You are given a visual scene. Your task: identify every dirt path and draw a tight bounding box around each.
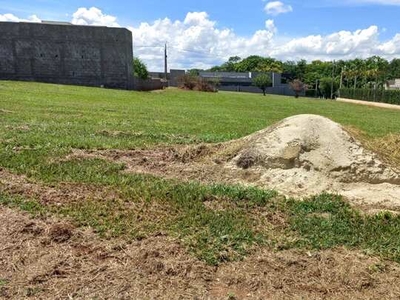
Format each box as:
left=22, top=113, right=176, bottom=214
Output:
left=2, top=205, right=400, bottom=299
left=337, top=97, right=400, bottom=111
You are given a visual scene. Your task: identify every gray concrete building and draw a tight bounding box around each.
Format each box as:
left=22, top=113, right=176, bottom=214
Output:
left=0, top=21, right=134, bottom=89
left=199, top=71, right=298, bottom=96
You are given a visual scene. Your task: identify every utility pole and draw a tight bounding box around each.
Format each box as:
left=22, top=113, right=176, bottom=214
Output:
left=331, top=60, right=335, bottom=99
left=339, top=66, right=344, bottom=98
left=340, top=67, right=344, bottom=89
left=164, top=43, right=168, bottom=81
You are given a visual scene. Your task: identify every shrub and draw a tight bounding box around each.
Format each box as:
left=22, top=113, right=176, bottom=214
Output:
left=133, top=57, right=149, bottom=80
left=177, top=74, right=198, bottom=90
left=177, top=75, right=218, bottom=92
left=289, top=79, right=306, bottom=98
left=340, top=88, right=400, bottom=105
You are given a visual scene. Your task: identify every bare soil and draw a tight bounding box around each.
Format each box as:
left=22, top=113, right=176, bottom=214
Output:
left=2, top=206, right=400, bottom=299
left=0, top=168, right=121, bottom=205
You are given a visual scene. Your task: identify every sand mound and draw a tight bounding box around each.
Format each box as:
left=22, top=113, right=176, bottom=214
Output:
left=225, top=114, right=400, bottom=207
left=230, top=114, right=400, bottom=184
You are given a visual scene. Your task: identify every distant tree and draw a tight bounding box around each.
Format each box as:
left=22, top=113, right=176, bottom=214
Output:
left=228, top=56, right=242, bottom=63
left=289, top=79, right=306, bottom=98
left=236, top=56, right=282, bottom=73
left=133, top=57, right=149, bottom=80
left=236, top=55, right=265, bottom=72
left=295, top=59, right=307, bottom=81
left=282, top=60, right=297, bottom=75
left=346, top=58, right=365, bottom=89
left=388, top=58, right=400, bottom=80
left=319, top=77, right=339, bottom=99
left=252, top=74, right=272, bottom=96
left=187, top=69, right=203, bottom=76
left=364, top=56, right=389, bottom=88
left=256, top=59, right=283, bottom=73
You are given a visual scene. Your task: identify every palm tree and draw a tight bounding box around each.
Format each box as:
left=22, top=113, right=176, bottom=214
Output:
left=345, top=59, right=365, bottom=89
left=365, top=56, right=389, bottom=89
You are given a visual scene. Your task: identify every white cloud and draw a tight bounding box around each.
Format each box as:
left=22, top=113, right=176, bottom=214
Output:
left=71, top=7, right=120, bottom=27
left=270, top=26, right=381, bottom=59
left=128, top=11, right=400, bottom=70
left=0, top=13, right=40, bottom=22
left=378, top=33, right=400, bottom=54
left=265, top=19, right=277, bottom=33
left=264, top=1, right=293, bottom=15
left=128, top=12, right=276, bottom=70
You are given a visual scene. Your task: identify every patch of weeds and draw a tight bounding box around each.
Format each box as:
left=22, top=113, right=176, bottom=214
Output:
left=174, top=206, right=262, bottom=265
left=0, top=279, right=8, bottom=287
left=164, top=181, right=277, bottom=209
left=36, top=158, right=126, bottom=184
left=25, top=287, right=42, bottom=297
left=57, top=198, right=164, bottom=239
left=207, top=184, right=277, bottom=208
left=0, top=193, right=45, bottom=217
left=286, top=193, right=400, bottom=262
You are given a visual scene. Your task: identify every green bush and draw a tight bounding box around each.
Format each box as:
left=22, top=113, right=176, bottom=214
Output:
left=133, top=57, right=149, bottom=80
left=340, top=88, right=400, bottom=105
left=319, top=78, right=339, bottom=99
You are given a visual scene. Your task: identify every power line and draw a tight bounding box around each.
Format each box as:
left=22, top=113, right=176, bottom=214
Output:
left=133, top=45, right=165, bottom=48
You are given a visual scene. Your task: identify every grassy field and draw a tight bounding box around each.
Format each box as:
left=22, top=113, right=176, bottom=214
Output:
left=1, top=80, right=400, bottom=266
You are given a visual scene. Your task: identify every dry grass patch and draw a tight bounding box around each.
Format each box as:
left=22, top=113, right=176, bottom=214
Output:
left=2, top=206, right=400, bottom=299
left=345, top=126, right=400, bottom=168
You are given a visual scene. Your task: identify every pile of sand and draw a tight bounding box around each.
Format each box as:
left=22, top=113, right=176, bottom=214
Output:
left=225, top=114, right=400, bottom=208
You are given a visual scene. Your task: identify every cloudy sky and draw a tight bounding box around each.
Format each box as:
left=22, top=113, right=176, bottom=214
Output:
left=1, top=0, right=400, bottom=71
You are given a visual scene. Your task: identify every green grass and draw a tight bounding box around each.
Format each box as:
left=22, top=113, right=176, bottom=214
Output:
left=286, top=193, right=400, bottom=262
left=1, top=81, right=400, bottom=265
left=1, top=80, right=399, bottom=176
left=3, top=188, right=400, bottom=265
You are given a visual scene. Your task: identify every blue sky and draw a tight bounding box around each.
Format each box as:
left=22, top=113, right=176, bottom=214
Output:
left=1, top=0, right=400, bottom=70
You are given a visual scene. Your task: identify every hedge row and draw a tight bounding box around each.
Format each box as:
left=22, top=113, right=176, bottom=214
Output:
left=340, top=88, right=400, bottom=105
left=305, top=89, right=316, bottom=97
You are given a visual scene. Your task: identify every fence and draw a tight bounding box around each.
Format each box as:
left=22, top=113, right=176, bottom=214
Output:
left=218, top=85, right=299, bottom=96
left=340, top=88, right=400, bottom=105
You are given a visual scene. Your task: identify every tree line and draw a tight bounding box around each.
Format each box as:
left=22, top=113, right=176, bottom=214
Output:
left=189, top=55, right=400, bottom=90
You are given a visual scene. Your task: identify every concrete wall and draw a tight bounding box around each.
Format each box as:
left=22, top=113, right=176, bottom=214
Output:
left=169, top=69, right=185, bottom=87
left=219, top=84, right=299, bottom=96
left=0, top=22, right=133, bottom=89
left=134, top=78, right=167, bottom=91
